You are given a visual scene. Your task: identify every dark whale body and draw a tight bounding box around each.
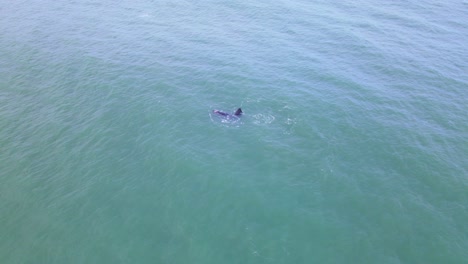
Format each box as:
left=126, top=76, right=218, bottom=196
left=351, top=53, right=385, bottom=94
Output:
left=213, top=108, right=243, bottom=118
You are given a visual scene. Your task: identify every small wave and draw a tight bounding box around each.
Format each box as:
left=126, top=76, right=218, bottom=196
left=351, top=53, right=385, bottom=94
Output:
left=139, top=13, right=152, bottom=18
left=283, top=117, right=297, bottom=134
left=252, top=113, right=275, bottom=125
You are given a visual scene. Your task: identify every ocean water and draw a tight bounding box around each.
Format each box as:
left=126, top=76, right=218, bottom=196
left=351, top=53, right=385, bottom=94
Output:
left=1, top=0, right=467, bottom=263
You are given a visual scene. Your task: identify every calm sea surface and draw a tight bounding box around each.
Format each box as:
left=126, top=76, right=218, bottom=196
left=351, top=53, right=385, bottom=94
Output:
left=1, top=1, right=467, bottom=263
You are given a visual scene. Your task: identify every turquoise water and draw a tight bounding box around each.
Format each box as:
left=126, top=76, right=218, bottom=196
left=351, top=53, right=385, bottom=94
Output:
left=1, top=0, right=467, bottom=263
